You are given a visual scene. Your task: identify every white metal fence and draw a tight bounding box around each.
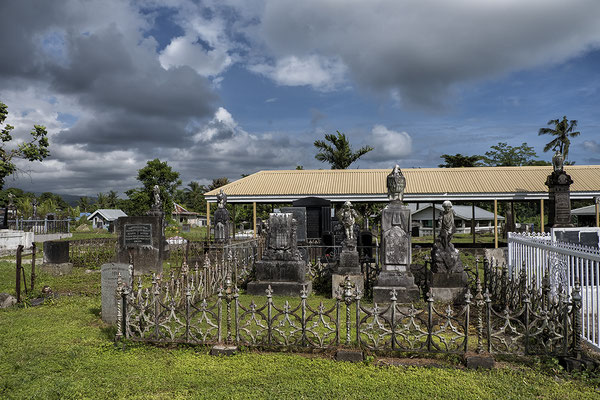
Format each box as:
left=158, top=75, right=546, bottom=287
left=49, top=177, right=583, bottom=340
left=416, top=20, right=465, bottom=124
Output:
left=508, top=232, right=600, bottom=352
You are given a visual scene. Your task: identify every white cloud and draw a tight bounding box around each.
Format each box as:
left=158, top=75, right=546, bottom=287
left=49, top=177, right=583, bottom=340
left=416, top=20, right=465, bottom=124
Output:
left=249, top=55, right=347, bottom=91
left=583, top=140, right=600, bottom=152
left=365, top=125, right=412, bottom=161
left=159, top=36, right=233, bottom=77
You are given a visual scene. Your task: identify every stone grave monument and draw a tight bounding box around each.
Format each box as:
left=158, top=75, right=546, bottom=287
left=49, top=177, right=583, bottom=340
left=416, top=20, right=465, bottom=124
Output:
left=40, top=240, right=73, bottom=275
left=280, top=207, right=307, bottom=243
left=373, top=165, right=420, bottom=303
left=247, top=213, right=312, bottom=296
left=101, top=262, right=132, bottom=324
left=429, top=200, right=468, bottom=303
left=546, top=150, right=574, bottom=228
left=213, top=189, right=230, bottom=243
left=332, top=201, right=364, bottom=297
left=115, top=185, right=165, bottom=275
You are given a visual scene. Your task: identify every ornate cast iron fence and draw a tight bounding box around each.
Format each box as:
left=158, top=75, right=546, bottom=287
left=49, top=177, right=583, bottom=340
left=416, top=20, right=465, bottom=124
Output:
left=116, top=267, right=582, bottom=358
left=507, top=232, right=600, bottom=352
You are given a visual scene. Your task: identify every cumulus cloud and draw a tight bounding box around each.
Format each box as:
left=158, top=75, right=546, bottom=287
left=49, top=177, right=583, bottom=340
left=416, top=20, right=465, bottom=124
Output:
left=364, top=125, right=412, bottom=161
left=583, top=140, right=600, bottom=153
left=249, top=55, right=347, bottom=91
left=255, top=0, right=600, bottom=106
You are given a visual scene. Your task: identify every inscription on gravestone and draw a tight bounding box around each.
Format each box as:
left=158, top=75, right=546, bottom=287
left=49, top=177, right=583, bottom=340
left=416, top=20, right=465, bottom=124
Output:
left=124, top=224, right=152, bottom=247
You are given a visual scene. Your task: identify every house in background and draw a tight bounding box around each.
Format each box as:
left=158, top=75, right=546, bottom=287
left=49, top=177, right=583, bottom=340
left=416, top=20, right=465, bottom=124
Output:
left=172, top=203, right=206, bottom=226
left=572, top=204, right=600, bottom=227
left=87, top=209, right=127, bottom=232
left=410, top=204, right=504, bottom=237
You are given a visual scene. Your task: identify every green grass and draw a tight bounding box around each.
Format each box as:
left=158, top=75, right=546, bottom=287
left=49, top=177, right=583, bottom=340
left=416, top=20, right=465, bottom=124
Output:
left=2, top=258, right=600, bottom=399
left=2, top=295, right=600, bottom=399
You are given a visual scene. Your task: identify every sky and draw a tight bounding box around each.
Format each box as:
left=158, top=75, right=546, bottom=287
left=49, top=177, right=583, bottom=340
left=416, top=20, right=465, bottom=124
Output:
left=1, top=0, right=600, bottom=197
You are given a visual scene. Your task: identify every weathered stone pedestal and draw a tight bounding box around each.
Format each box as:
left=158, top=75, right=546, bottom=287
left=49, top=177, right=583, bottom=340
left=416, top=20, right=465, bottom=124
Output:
left=546, top=151, right=574, bottom=228
left=373, top=271, right=419, bottom=303
left=247, top=213, right=312, bottom=296
left=332, top=238, right=364, bottom=298
left=428, top=271, right=468, bottom=303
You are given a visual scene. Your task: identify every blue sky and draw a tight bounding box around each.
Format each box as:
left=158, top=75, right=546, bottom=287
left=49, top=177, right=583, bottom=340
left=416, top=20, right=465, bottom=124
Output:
left=1, top=0, right=599, bottom=196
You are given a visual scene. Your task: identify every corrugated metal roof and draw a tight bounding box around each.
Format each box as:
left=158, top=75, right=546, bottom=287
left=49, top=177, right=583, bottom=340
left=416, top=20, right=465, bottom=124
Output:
left=87, top=209, right=127, bottom=221
left=411, top=204, right=505, bottom=221
left=204, top=165, right=600, bottom=202
left=572, top=204, right=599, bottom=216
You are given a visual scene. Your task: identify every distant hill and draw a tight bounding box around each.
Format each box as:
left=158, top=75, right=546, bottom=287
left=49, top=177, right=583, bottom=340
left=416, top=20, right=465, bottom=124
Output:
left=33, top=192, right=98, bottom=207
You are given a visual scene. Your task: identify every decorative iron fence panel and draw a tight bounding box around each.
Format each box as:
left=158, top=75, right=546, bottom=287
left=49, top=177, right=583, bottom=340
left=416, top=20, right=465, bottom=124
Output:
left=9, top=218, right=71, bottom=234
left=117, top=269, right=582, bottom=358
left=69, top=238, right=117, bottom=268
left=507, top=232, right=600, bottom=351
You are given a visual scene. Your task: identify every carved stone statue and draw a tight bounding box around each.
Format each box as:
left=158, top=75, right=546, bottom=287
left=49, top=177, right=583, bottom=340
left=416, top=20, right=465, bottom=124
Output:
left=387, top=165, right=406, bottom=202
left=431, top=201, right=463, bottom=274
left=152, top=185, right=161, bottom=208
left=217, top=189, right=227, bottom=209
left=552, top=150, right=564, bottom=173
left=7, top=193, right=14, bottom=208
left=438, top=200, right=456, bottom=250
left=32, top=199, right=38, bottom=219
left=339, top=201, right=358, bottom=241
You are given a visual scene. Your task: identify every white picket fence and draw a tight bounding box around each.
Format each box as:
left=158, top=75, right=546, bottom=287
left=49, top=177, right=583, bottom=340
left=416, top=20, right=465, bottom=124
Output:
left=508, top=232, right=600, bottom=352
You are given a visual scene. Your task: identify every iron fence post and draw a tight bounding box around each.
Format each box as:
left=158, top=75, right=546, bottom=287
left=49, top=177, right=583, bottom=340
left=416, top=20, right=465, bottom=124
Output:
left=464, top=289, right=472, bottom=353
left=301, top=285, right=307, bottom=347
left=571, top=282, right=582, bottom=358
left=391, top=288, right=397, bottom=350
left=266, top=285, right=273, bottom=346
left=427, top=289, right=433, bottom=352
left=474, top=279, right=484, bottom=354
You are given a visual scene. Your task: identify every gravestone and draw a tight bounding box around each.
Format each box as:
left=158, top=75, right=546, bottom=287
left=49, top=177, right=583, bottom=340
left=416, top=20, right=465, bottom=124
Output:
left=181, top=224, right=191, bottom=233
left=546, top=151, right=574, bottom=228
left=101, top=262, right=131, bottom=324
left=247, top=213, right=312, bottom=296
left=40, top=240, right=73, bottom=275
left=293, top=197, right=331, bottom=240
left=552, top=227, right=600, bottom=249
left=280, top=207, right=307, bottom=242
left=115, top=215, right=163, bottom=275
left=373, top=166, right=420, bottom=303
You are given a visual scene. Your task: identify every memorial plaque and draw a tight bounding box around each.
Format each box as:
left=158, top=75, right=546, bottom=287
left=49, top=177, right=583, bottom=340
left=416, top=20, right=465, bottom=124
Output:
left=124, top=224, right=152, bottom=247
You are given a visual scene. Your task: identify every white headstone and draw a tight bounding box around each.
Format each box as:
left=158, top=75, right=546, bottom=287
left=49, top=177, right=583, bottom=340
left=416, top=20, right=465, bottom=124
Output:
left=101, top=262, right=131, bottom=324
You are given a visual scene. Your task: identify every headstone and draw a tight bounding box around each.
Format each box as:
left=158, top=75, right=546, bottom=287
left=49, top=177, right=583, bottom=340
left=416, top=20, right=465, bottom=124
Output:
left=40, top=240, right=73, bottom=275
left=213, top=189, right=230, bottom=243
left=546, top=151, right=574, bottom=228
left=115, top=215, right=163, bottom=275
left=373, top=166, right=420, bottom=303
left=247, top=213, right=312, bottom=296
left=101, top=262, right=131, bottom=324
left=280, top=207, right=307, bottom=242
left=293, top=197, right=331, bottom=240
left=551, top=227, right=600, bottom=249
left=181, top=223, right=191, bottom=233
left=429, top=201, right=468, bottom=303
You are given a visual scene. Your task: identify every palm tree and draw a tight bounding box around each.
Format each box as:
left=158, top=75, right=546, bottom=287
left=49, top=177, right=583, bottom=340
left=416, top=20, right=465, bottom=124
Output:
left=183, top=181, right=206, bottom=212
left=314, top=131, right=374, bottom=169
left=538, top=116, right=580, bottom=160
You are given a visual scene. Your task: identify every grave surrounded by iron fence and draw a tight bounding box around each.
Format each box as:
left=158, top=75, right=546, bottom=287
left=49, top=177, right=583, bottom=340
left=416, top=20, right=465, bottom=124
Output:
left=116, top=255, right=583, bottom=358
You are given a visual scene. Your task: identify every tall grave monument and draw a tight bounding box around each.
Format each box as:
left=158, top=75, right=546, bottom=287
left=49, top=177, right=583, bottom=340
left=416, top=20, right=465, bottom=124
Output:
left=247, top=213, right=312, bottom=296
left=213, top=189, right=230, bottom=243
left=115, top=185, right=165, bottom=275
left=546, top=151, right=574, bottom=228
left=373, top=166, right=419, bottom=303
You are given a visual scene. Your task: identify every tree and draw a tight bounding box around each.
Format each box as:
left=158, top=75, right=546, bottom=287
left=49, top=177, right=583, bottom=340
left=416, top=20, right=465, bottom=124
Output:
left=438, top=154, right=482, bottom=168
left=538, top=116, right=580, bottom=160
left=314, top=131, right=373, bottom=169
left=208, top=177, right=229, bottom=191
left=135, top=159, right=181, bottom=215
left=77, top=196, right=91, bottom=213
left=480, top=142, right=539, bottom=167
left=0, top=101, right=50, bottom=189
left=184, top=181, right=207, bottom=212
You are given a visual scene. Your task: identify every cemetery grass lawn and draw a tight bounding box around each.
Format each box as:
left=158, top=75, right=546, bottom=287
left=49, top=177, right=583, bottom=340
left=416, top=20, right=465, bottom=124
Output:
left=1, top=297, right=600, bottom=399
